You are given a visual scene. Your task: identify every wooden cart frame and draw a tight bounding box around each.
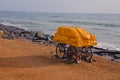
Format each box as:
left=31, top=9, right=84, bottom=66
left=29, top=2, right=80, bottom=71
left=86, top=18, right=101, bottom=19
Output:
left=55, top=43, right=93, bottom=63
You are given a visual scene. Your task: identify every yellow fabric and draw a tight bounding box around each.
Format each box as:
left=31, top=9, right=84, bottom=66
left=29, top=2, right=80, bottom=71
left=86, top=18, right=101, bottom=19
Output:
left=53, top=26, right=97, bottom=47
left=57, top=26, right=80, bottom=38
left=76, top=28, right=90, bottom=39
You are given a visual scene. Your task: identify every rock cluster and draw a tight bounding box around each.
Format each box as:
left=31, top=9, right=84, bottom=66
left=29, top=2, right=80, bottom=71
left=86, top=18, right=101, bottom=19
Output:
left=0, top=24, right=34, bottom=40
left=0, top=24, right=53, bottom=44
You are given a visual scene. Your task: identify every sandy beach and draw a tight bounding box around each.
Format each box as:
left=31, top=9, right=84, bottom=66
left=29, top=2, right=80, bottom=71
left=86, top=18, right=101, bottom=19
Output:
left=0, top=0, right=120, bottom=80
left=0, top=38, right=120, bottom=80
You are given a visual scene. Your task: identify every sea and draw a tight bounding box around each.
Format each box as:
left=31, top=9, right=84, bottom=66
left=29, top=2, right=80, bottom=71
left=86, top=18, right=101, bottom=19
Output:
left=0, top=11, right=120, bottom=50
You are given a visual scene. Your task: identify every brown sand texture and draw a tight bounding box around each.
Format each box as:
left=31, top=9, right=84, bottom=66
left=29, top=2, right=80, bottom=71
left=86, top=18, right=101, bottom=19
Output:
left=0, top=38, right=120, bottom=80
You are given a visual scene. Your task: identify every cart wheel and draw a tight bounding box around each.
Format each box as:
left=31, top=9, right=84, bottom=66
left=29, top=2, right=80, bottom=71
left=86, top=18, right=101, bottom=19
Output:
left=56, top=44, right=65, bottom=59
left=85, top=47, right=93, bottom=62
left=67, top=46, right=77, bottom=63
left=81, top=47, right=93, bottom=63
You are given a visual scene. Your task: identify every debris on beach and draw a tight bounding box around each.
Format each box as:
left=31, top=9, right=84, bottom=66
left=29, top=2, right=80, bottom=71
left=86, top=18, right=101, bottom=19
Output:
left=0, top=30, right=4, bottom=37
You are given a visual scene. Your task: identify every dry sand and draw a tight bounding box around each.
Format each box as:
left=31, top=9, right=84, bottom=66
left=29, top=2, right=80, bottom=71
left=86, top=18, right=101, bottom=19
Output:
left=0, top=38, right=120, bottom=80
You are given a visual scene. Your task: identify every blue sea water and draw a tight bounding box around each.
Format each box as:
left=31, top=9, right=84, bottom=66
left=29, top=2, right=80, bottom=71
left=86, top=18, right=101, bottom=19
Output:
left=0, top=11, right=120, bottom=50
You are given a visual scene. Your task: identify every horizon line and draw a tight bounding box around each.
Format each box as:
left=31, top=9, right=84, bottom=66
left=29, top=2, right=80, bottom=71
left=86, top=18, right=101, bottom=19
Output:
left=0, top=10, right=120, bottom=14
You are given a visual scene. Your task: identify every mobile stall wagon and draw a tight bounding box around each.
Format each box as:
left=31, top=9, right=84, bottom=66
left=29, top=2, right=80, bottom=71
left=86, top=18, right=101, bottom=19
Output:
left=53, top=26, right=97, bottom=63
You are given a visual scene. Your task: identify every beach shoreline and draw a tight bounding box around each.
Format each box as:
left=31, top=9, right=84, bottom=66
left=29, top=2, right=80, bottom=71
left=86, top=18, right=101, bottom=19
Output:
left=0, top=24, right=120, bottom=62
left=0, top=24, right=120, bottom=80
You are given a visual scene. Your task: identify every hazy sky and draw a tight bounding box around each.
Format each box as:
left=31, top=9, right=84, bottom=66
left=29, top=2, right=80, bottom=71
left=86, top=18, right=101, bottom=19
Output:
left=0, top=0, right=120, bottom=13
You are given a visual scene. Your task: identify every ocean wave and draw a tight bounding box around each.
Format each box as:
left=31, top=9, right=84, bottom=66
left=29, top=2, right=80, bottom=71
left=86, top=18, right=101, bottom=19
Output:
left=49, top=20, right=120, bottom=27
left=17, top=21, right=42, bottom=26
left=91, top=28, right=105, bottom=31
left=0, top=20, right=19, bottom=26
left=50, top=15, right=62, bottom=18
left=93, top=22, right=119, bottom=27
left=0, top=20, right=28, bottom=30
left=0, top=20, right=42, bottom=27
left=97, top=42, right=120, bottom=51
left=48, top=20, right=79, bottom=24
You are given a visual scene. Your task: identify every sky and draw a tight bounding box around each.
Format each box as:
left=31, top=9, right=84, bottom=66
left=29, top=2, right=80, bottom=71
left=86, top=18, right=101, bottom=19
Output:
left=0, top=0, right=120, bottom=13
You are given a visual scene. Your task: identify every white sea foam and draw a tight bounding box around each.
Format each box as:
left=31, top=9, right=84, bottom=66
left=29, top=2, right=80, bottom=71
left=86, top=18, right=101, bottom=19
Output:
left=1, top=20, right=14, bottom=26
left=0, top=20, right=28, bottom=30
left=0, top=20, right=22, bottom=27
left=97, top=42, right=120, bottom=51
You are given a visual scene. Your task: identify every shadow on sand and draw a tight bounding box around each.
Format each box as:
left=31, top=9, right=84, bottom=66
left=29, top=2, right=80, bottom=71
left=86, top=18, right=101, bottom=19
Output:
left=0, top=55, right=59, bottom=68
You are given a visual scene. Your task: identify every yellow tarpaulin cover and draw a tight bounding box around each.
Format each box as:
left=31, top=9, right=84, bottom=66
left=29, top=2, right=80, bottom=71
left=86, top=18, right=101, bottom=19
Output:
left=53, top=26, right=97, bottom=47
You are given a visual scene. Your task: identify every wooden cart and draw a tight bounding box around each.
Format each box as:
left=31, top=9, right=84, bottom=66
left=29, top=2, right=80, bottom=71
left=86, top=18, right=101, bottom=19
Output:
left=53, top=26, right=97, bottom=63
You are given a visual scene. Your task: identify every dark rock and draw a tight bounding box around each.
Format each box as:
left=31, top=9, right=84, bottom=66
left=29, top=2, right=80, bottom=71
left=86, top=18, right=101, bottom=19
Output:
left=0, top=24, right=35, bottom=40
left=0, top=24, right=54, bottom=45
left=113, top=54, right=120, bottom=59
left=32, top=31, right=53, bottom=45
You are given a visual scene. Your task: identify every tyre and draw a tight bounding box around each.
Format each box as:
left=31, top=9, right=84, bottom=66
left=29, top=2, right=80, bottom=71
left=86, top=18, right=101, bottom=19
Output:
left=81, top=47, right=93, bottom=63
left=56, top=44, right=65, bottom=59
left=67, top=46, right=77, bottom=63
